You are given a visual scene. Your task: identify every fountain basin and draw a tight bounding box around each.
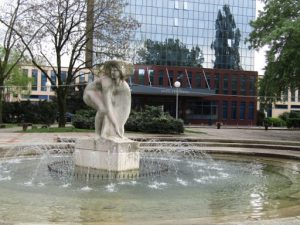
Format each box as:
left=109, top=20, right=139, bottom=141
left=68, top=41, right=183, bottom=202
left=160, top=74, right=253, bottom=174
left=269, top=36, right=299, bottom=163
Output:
left=0, top=143, right=300, bottom=224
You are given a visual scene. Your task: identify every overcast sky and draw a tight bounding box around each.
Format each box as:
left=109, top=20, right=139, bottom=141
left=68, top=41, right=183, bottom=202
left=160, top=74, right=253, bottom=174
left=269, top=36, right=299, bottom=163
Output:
left=254, top=0, right=266, bottom=75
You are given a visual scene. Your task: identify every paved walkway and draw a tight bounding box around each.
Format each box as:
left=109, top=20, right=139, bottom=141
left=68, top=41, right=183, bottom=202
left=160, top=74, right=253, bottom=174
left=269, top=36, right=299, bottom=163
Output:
left=0, top=125, right=299, bottom=147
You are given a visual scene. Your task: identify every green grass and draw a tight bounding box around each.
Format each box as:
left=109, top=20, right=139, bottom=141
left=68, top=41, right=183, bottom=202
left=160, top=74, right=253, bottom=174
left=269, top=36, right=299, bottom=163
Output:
left=23, top=126, right=93, bottom=133
left=184, top=128, right=207, bottom=134
left=0, top=123, right=18, bottom=128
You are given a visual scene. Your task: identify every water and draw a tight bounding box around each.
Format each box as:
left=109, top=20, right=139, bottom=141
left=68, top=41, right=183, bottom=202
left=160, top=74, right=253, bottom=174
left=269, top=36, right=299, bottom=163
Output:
left=0, top=151, right=300, bottom=224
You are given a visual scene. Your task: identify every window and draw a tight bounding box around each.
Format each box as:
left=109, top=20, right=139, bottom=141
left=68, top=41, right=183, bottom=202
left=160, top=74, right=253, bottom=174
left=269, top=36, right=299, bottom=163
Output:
left=291, top=105, right=300, bottom=109
left=231, top=101, right=237, bottom=119
left=248, top=102, right=254, bottom=120
left=148, top=69, right=154, bottom=85
left=195, top=73, right=201, bottom=88
left=249, top=77, right=256, bottom=96
left=232, top=75, right=237, bottom=95
left=31, top=69, right=38, bottom=91
left=158, top=70, right=164, bottom=86
left=138, top=69, right=145, bottom=85
left=88, top=73, right=93, bottom=82
left=223, top=75, right=228, bottom=95
left=240, top=76, right=247, bottom=96
left=61, top=71, right=67, bottom=84
left=240, top=102, right=246, bottom=120
left=275, top=104, right=288, bottom=109
left=51, top=71, right=56, bottom=91
left=222, top=101, right=228, bottom=119
left=41, top=71, right=47, bottom=91
left=79, top=72, right=85, bottom=83
left=214, top=74, right=220, bottom=94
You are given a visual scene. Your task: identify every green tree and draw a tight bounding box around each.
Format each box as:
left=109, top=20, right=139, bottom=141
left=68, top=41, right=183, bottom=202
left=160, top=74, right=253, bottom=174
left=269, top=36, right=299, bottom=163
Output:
left=211, top=5, right=242, bottom=70
left=4, top=62, right=32, bottom=101
left=247, top=0, right=300, bottom=106
left=137, top=38, right=204, bottom=67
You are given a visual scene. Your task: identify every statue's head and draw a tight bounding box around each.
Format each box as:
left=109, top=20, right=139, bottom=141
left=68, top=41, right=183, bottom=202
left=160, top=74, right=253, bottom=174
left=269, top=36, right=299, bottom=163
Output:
left=103, top=60, right=133, bottom=80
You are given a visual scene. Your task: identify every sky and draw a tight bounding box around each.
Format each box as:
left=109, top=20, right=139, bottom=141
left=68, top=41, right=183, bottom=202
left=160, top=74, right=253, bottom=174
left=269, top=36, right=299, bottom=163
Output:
left=254, top=0, right=266, bottom=75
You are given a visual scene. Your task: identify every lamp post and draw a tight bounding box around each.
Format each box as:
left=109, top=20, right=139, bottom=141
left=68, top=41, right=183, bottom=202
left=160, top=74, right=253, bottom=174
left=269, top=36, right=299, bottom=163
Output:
left=45, top=81, right=51, bottom=102
left=174, top=81, right=181, bottom=120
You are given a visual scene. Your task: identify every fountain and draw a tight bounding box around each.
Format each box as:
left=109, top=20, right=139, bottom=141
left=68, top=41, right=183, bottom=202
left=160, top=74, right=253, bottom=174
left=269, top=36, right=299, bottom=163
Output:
left=74, top=60, right=140, bottom=173
left=0, top=60, right=300, bottom=224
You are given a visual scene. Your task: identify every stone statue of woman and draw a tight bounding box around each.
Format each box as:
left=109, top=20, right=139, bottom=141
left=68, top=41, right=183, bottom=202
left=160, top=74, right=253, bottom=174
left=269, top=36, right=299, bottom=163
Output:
left=83, top=60, right=132, bottom=140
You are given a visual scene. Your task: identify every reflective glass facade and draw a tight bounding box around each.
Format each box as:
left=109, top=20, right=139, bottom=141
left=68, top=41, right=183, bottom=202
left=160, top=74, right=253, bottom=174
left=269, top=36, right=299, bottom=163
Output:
left=124, top=0, right=255, bottom=70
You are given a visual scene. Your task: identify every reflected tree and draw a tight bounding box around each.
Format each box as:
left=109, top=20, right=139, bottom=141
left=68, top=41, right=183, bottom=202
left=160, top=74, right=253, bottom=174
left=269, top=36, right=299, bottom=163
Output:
left=137, top=38, right=204, bottom=67
left=211, top=5, right=242, bottom=70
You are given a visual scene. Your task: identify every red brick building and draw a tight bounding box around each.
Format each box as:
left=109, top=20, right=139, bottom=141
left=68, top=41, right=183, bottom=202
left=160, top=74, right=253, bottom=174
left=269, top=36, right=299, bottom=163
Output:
left=130, top=65, right=257, bottom=125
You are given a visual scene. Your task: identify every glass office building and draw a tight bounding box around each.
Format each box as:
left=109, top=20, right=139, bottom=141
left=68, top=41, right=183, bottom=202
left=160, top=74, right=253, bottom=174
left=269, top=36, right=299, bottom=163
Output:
left=124, top=0, right=256, bottom=71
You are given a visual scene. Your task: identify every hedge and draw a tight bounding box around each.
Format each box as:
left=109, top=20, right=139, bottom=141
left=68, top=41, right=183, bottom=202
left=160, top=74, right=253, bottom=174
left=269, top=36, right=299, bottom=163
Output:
left=125, top=106, right=184, bottom=134
left=3, top=101, right=57, bottom=124
left=72, top=109, right=96, bottom=129
left=286, top=118, right=300, bottom=128
left=264, top=117, right=286, bottom=127
left=73, top=106, right=184, bottom=134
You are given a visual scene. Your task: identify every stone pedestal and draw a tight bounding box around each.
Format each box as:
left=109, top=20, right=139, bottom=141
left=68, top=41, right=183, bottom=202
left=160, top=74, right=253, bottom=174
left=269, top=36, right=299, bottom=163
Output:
left=74, top=138, right=139, bottom=171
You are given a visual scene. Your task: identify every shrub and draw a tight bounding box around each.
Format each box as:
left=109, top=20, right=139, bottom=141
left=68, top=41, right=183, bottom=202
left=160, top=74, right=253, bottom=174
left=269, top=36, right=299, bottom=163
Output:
left=125, top=105, right=184, bottom=134
left=3, top=101, right=56, bottom=124
left=264, top=117, right=286, bottom=127
left=289, top=111, right=300, bottom=119
left=278, top=112, right=290, bottom=122
left=256, top=110, right=265, bottom=126
left=73, top=106, right=184, bottom=134
left=286, top=118, right=300, bottom=128
left=72, top=109, right=96, bottom=129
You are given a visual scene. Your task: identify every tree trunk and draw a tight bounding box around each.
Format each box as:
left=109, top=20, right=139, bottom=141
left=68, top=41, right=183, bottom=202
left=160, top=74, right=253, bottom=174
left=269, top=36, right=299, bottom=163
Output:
left=57, top=88, right=66, bottom=127
left=0, top=84, right=3, bottom=124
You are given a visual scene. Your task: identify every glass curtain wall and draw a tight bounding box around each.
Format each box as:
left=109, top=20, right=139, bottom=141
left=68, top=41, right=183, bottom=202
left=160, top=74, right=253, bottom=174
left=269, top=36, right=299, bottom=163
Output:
left=124, top=0, right=255, bottom=70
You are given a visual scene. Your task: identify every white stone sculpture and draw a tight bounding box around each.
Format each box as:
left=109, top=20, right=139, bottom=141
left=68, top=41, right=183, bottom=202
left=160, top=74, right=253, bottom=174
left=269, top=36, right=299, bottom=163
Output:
left=83, top=60, right=132, bottom=140
left=75, top=60, right=139, bottom=172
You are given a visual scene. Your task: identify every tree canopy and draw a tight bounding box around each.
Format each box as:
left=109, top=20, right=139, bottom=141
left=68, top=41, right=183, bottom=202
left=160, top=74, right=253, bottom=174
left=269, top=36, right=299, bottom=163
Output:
left=211, top=5, right=242, bottom=70
left=247, top=0, right=300, bottom=105
left=0, top=0, right=35, bottom=123
left=137, top=38, right=204, bottom=67
left=0, top=0, right=138, bottom=127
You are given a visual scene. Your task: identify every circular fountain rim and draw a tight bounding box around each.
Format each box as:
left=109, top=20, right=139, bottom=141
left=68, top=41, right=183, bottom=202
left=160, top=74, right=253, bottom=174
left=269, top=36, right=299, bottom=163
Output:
left=1, top=139, right=300, bottom=225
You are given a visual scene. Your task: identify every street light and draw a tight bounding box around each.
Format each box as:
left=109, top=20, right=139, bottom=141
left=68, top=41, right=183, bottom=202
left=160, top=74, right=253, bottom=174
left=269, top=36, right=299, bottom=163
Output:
left=45, top=81, right=51, bottom=102
left=174, top=80, right=181, bottom=120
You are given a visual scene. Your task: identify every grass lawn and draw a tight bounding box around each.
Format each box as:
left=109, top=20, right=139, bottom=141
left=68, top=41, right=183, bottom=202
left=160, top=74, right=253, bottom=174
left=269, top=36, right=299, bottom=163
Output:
left=23, top=126, right=93, bottom=133
left=184, top=128, right=207, bottom=134
left=0, top=123, right=18, bottom=128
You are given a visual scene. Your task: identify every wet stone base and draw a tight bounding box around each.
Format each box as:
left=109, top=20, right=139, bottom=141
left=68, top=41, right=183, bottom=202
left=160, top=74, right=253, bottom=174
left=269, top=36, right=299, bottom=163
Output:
left=47, top=159, right=169, bottom=180
left=74, top=137, right=140, bottom=171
